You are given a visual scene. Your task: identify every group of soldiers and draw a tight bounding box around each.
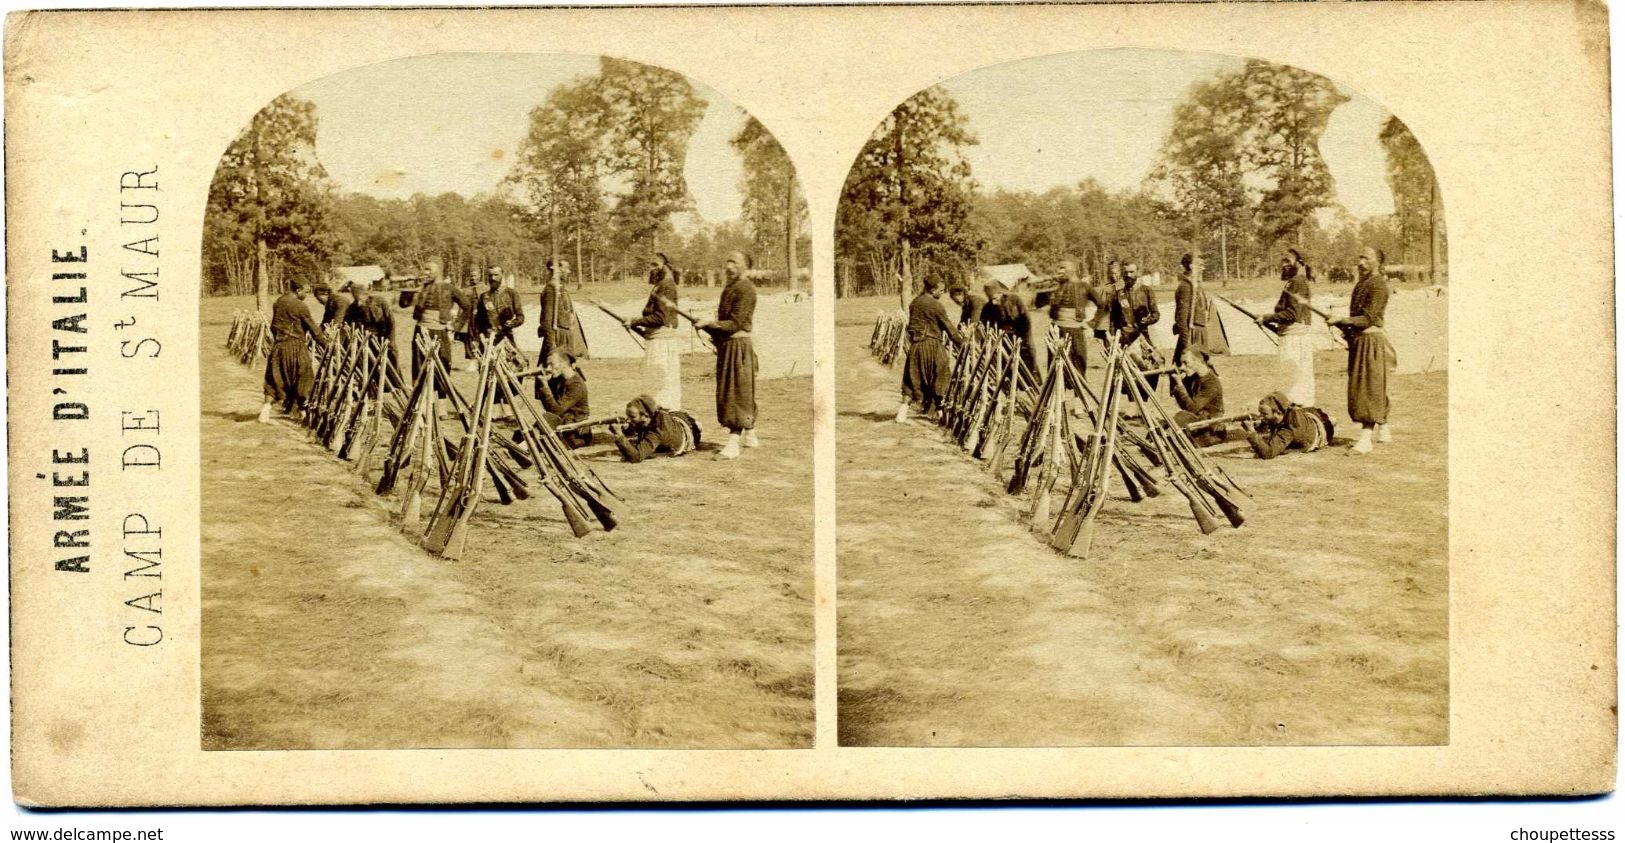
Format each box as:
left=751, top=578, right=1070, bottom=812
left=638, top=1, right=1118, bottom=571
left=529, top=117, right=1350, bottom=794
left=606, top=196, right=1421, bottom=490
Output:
left=257, top=249, right=764, bottom=464
left=901, top=244, right=1396, bottom=458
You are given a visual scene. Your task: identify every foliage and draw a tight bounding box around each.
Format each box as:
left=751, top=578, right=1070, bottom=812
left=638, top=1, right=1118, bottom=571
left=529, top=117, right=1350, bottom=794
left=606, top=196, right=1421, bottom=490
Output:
left=594, top=58, right=708, bottom=253
left=1379, top=116, right=1447, bottom=275
left=836, top=86, right=983, bottom=295
left=202, top=94, right=337, bottom=299
left=731, top=116, right=811, bottom=275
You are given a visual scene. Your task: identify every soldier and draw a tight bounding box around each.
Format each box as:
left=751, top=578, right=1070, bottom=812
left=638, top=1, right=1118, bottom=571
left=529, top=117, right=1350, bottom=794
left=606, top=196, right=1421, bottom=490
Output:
left=609, top=395, right=702, bottom=463
left=455, top=265, right=484, bottom=370
left=1173, top=252, right=1229, bottom=364
left=1329, top=247, right=1396, bottom=454
left=1049, top=259, right=1093, bottom=377
left=1169, top=351, right=1226, bottom=447
left=630, top=253, right=683, bottom=410
left=314, top=281, right=352, bottom=329
left=1241, top=392, right=1334, bottom=459
left=1260, top=248, right=1318, bottom=407
left=343, top=278, right=400, bottom=382
left=410, top=258, right=463, bottom=387
left=536, top=348, right=592, bottom=449
left=696, top=251, right=758, bottom=460
left=476, top=266, right=524, bottom=350
left=259, top=279, right=324, bottom=424
left=895, top=276, right=962, bottom=424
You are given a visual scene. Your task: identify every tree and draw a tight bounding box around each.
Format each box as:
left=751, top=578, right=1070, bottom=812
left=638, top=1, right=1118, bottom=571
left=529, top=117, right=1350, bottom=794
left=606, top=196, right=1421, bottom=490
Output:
left=507, top=78, right=608, bottom=280
left=1148, top=71, right=1252, bottom=277
left=730, top=116, right=810, bottom=285
left=1236, top=60, right=1349, bottom=249
left=203, top=95, right=337, bottom=308
left=594, top=58, right=707, bottom=254
left=836, top=85, right=983, bottom=301
left=1379, top=116, right=1446, bottom=280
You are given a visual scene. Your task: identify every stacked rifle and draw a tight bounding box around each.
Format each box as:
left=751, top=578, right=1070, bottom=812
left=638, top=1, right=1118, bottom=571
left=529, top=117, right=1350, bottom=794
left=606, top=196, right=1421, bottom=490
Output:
left=868, top=312, right=907, bottom=365
left=897, top=321, right=1248, bottom=558
left=292, top=325, right=624, bottom=558
left=226, top=311, right=271, bottom=365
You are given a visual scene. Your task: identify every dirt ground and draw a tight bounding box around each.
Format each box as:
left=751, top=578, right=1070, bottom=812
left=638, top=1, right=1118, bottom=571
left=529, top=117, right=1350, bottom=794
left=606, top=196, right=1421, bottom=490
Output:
left=836, top=288, right=1448, bottom=747
left=201, top=286, right=813, bottom=749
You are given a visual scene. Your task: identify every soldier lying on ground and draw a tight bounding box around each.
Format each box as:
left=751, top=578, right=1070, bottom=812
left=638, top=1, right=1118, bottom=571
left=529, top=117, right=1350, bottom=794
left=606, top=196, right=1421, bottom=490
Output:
left=609, top=395, right=703, bottom=463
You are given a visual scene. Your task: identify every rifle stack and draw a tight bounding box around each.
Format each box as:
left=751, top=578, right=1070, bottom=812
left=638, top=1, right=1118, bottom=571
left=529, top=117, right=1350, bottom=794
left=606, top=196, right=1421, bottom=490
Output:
left=868, top=312, right=907, bottom=366
left=285, top=324, right=624, bottom=558
left=226, top=311, right=271, bottom=365
left=893, top=322, right=1249, bottom=558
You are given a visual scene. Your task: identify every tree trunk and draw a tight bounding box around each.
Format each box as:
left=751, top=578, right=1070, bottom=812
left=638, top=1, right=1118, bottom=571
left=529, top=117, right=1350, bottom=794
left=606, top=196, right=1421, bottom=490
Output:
left=785, top=177, right=798, bottom=291
left=254, top=237, right=269, bottom=312
left=1428, top=180, right=1440, bottom=282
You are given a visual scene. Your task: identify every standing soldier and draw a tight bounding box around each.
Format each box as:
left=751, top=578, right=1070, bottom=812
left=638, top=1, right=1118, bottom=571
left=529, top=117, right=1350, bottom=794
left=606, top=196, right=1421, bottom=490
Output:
left=410, top=258, right=462, bottom=386
left=1112, top=261, right=1162, bottom=389
left=1049, top=259, right=1093, bottom=377
left=454, top=265, right=484, bottom=370
left=259, top=279, right=324, bottom=424
left=1260, top=248, right=1318, bottom=407
left=1090, top=260, right=1122, bottom=342
left=477, top=266, right=524, bottom=350
left=895, top=276, right=962, bottom=423
left=631, top=253, right=683, bottom=410
left=1173, top=252, right=1229, bottom=365
left=343, top=278, right=400, bottom=382
left=1330, top=247, right=1395, bottom=454
left=697, top=252, right=758, bottom=460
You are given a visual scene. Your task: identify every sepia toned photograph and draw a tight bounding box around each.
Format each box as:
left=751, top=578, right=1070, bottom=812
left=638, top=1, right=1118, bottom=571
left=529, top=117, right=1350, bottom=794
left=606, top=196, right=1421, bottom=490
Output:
left=836, top=48, right=1449, bottom=747
left=200, top=52, right=814, bottom=749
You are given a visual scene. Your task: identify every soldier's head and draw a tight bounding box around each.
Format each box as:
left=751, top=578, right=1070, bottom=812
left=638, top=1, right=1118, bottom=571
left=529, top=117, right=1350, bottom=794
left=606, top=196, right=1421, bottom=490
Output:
left=1107, top=259, right=1122, bottom=284
left=1182, top=252, right=1203, bottom=281
left=947, top=284, right=967, bottom=305
left=546, top=347, right=577, bottom=376
left=310, top=282, right=329, bottom=303
left=1358, top=247, right=1382, bottom=280
left=487, top=266, right=503, bottom=290
left=1123, top=263, right=1139, bottom=285
left=1185, top=350, right=1212, bottom=377
left=625, top=394, right=658, bottom=427
left=291, top=279, right=310, bottom=300
left=1059, top=259, right=1078, bottom=280
left=725, top=251, right=749, bottom=280
left=1258, top=392, right=1290, bottom=426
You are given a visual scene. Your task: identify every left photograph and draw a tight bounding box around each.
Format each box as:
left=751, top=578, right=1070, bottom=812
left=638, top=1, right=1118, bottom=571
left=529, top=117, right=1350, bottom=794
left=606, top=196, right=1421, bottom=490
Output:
left=201, top=53, right=813, bottom=749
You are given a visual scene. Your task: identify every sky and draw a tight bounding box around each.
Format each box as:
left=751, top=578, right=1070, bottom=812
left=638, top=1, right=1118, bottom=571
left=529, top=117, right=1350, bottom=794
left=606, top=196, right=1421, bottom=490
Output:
left=287, top=52, right=749, bottom=223
left=936, top=48, right=1400, bottom=218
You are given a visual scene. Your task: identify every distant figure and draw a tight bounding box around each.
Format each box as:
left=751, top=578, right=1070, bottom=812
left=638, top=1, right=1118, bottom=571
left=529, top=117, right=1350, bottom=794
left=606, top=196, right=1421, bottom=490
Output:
left=1243, top=392, right=1334, bottom=459
left=410, top=258, right=462, bottom=385
left=631, top=253, right=683, bottom=410
left=1050, top=259, right=1093, bottom=376
left=611, top=395, right=702, bottom=463
left=696, top=251, right=758, bottom=460
left=342, top=278, right=400, bottom=380
left=1329, top=247, right=1396, bottom=454
left=455, top=266, right=484, bottom=370
left=259, top=279, right=323, bottom=424
left=537, top=261, right=589, bottom=368
left=1169, top=351, right=1226, bottom=447
left=1173, top=252, right=1229, bottom=364
left=1090, top=260, right=1121, bottom=342
left=949, top=283, right=985, bottom=328
left=1261, top=248, right=1318, bottom=407
left=978, top=282, right=1005, bottom=329
left=896, top=276, right=962, bottom=423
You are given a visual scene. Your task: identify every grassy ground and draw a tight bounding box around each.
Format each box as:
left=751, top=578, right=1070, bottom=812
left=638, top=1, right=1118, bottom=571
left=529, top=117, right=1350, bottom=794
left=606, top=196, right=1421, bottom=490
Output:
left=835, top=289, right=1448, bottom=747
left=200, top=291, right=813, bottom=749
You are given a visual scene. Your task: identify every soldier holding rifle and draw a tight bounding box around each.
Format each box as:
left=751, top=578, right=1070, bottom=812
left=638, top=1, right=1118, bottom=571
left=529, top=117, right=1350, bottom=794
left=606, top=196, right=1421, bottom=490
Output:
left=609, top=395, right=702, bottom=463
left=695, top=251, right=759, bottom=461
left=1173, top=252, right=1229, bottom=364
left=1168, top=351, right=1226, bottom=447
left=631, top=253, right=683, bottom=410
left=1260, top=248, right=1318, bottom=407
left=1328, top=247, right=1396, bottom=455
left=410, top=258, right=465, bottom=388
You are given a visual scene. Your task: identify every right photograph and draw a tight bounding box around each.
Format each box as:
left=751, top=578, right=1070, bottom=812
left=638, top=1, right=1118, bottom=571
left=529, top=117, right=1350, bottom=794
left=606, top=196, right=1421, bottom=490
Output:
left=835, top=48, right=1448, bottom=747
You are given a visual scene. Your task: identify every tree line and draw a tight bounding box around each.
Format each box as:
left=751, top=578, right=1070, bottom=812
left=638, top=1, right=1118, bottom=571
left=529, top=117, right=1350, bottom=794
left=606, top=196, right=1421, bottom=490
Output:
left=203, top=58, right=809, bottom=309
left=835, top=59, right=1446, bottom=298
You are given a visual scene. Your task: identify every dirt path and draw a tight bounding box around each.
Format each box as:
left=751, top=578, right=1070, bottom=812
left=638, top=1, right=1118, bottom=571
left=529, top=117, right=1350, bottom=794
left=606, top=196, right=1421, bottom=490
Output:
left=836, top=296, right=1447, bottom=746
left=201, top=296, right=813, bottom=749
